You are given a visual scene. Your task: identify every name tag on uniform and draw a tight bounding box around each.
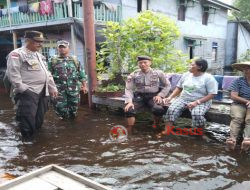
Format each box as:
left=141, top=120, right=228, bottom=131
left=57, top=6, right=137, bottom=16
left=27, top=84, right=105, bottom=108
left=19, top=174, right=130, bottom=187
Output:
left=27, top=60, right=40, bottom=71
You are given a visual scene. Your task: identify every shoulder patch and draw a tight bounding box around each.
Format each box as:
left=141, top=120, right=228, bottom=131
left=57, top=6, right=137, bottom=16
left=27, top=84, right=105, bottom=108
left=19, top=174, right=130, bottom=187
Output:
left=10, top=52, right=19, bottom=59
left=127, top=76, right=132, bottom=83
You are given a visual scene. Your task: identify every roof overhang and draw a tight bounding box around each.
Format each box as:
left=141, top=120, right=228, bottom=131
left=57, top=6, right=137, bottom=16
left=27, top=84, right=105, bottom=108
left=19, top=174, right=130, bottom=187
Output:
left=184, top=35, right=207, bottom=41
left=239, top=21, right=250, bottom=33
left=205, top=0, right=240, bottom=12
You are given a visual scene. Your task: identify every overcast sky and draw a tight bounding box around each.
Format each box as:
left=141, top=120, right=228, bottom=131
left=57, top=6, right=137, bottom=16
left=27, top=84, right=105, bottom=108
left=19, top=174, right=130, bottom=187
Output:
left=220, top=0, right=234, bottom=5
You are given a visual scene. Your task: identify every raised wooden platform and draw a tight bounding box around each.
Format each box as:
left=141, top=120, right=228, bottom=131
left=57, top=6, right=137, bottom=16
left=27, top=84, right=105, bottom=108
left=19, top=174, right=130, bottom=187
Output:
left=92, top=95, right=232, bottom=125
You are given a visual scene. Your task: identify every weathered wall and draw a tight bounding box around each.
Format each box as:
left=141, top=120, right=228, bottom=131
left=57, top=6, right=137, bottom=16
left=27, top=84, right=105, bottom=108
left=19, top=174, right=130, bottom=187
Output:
left=237, top=24, right=250, bottom=59
left=121, top=0, right=229, bottom=74
left=225, top=22, right=238, bottom=72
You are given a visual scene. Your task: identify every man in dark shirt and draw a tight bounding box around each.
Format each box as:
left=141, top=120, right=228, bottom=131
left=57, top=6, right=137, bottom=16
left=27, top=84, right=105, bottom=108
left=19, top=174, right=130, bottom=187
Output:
left=226, top=61, right=250, bottom=151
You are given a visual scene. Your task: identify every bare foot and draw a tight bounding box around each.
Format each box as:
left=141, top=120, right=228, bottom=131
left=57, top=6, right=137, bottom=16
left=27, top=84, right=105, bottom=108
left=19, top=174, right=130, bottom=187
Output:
left=226, top=138, right=236, bottom=151
left=241, top=138, right=250, bottom=152
left=156, top=131, right=168, bottom=139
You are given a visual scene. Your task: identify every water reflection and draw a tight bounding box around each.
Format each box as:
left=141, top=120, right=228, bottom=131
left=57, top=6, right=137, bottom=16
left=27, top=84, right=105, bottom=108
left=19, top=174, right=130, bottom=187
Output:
left=0, top=91, right=250, bottom=189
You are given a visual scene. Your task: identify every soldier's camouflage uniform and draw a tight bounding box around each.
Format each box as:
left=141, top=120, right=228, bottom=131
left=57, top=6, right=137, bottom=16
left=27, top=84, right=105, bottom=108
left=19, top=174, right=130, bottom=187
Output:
left=48, top=55, right=87, bottom=118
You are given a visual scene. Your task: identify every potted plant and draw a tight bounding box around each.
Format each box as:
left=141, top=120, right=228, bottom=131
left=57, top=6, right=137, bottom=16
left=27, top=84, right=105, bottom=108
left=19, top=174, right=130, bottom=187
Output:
left=96, top=11, right=189, bottom=97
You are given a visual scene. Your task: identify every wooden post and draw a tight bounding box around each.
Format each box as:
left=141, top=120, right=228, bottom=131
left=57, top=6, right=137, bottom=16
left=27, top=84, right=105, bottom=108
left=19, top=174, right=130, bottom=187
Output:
left=67, top=0, right=77, bottom=57
left=82, top=0, right=97, bottom=108
left=7, top=0, right=12, bottom=28
left=70, top=25, right=77, bottom=56
left=13, top=31, right=17, bottom=49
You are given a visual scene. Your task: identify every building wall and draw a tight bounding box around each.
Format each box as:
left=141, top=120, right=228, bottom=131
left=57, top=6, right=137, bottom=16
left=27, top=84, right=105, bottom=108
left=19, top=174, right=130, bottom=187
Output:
left=237, top=24, right=250, bottom=59
left=20, top=31, right=85, bottom=69
left=225, top=22, right=238, bottom=72
left=121, top=0, right=229, bottom=74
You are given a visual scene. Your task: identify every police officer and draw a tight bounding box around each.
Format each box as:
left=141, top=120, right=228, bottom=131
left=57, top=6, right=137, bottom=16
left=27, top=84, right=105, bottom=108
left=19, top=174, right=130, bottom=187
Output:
left=124, top=55, right=171, bottom=132
left=6, top=30, right=58, bottom=139
left=48, top=40, right=87, bottom=119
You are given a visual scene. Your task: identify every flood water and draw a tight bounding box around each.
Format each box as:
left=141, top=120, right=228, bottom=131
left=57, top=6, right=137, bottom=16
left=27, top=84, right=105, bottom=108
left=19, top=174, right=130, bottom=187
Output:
left=0, top=90, right=250, bottom=190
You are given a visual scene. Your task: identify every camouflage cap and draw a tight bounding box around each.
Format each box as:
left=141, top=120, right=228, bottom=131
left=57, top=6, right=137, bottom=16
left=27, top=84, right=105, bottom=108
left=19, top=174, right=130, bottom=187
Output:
left=24, top=31, right=44, bottom=42
left=57, top=40, right=70, bottom=48
left=137, top=55, right=152, bottom=62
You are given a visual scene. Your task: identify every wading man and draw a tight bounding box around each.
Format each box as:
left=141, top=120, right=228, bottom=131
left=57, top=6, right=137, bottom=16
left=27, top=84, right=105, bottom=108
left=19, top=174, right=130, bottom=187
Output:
left=6, top=31, right=58, bottom=139
left=48, top=40, right=87, bottom=119
left=124, top=55, right=171, bottom=133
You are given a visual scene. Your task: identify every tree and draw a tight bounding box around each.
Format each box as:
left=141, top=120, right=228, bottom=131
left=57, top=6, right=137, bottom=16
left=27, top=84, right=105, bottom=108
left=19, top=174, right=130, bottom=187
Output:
left=97, top=10, right=188, bottom=80
left=232, top=0, right=250, bottom=21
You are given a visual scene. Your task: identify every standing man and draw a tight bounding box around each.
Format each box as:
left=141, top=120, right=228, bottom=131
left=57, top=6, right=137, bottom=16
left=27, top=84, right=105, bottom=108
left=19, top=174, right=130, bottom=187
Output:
left=6, top=31, right=58, bottom=139
left=124, top=55, right=171, bottom=132
left=48, top=40, right=87, bottom=119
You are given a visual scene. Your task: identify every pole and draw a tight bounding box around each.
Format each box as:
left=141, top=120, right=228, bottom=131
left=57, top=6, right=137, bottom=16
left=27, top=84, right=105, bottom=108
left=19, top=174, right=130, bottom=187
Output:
left=82, top=0, right=97, bottom=108
left=13, top=31, right=17, bottom=49
left=67, top=0, right=77, bottom=55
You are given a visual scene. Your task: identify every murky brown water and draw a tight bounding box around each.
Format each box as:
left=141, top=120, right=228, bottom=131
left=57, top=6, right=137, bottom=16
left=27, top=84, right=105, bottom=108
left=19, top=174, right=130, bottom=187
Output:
left=1, top=90, right=250, bottom=190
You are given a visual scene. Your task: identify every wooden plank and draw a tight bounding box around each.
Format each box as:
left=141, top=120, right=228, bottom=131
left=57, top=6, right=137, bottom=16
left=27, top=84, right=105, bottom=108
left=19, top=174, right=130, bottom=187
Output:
left=52, top=165, right=111, bottom=190
left=0, top=165, right=53, bottom=190
left=5, top=177, right=58, bottom=190
left=39, top=171, right=93, bottom=190
left=0, top=165, right=111, bottom=190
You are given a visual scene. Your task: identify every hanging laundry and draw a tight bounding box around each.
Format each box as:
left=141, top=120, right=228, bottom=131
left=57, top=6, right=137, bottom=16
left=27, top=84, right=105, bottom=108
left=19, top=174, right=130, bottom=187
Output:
left=19, top=4, right=29, bottom=13
left=102, top=2, right=117, bottom=11
left=39, top=0, right=53, bottom=15
left=1, top=9, right=7, bottom=16
left=29, top=2, right=40, bottom=13
left=222, top=76, right=240, bottom=90
left=9, top=6, right=19, bottom=14
left=54, top=0, right=64, bottom=3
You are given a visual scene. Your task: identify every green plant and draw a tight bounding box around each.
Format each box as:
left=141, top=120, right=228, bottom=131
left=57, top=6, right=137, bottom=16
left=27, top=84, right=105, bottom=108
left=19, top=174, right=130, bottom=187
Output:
left=239, top=50, right=250, bottom=62
left=96, top=84, right=124, bottom=92
left=97, top=10, right=188, bottom=79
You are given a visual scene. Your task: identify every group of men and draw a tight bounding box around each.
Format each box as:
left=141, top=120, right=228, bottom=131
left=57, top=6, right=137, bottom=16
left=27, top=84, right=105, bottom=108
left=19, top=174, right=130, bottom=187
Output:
left=4, top=30, right=250, bottom=151
left=6, top=30, right=87, bottom=139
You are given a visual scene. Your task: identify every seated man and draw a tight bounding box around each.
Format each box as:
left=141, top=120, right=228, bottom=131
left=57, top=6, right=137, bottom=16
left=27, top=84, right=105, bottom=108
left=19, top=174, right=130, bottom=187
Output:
left=158, top=58, right=218, bottom=138
left=226, top=61, right=250, bottom=151
left=124, top=55, right=171, bottom=132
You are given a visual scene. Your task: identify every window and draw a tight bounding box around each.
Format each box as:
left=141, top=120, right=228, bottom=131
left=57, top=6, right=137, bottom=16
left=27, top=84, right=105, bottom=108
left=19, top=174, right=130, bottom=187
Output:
left=41, top=40, right=57, bottom=61
left=186, top=39, right=195, bottom=59
left=137, top=0, right=142, bottom=12
left=212, top=42, right=218, bottom=62
left=178, top=0, right=186, bottom=21
left=137, top=0, right=148, bottom=12
left=202, top=5, right=218, bottom=25
left=202, top=7, right=209, bottom=25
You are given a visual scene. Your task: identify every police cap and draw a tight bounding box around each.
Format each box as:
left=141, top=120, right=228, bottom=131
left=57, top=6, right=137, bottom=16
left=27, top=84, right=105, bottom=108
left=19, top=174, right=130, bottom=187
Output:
left=24, top=31, right=44, bottom=42
left=137, top=55, right=152, bottom=62
left=57, top=40, right=70, bottom=48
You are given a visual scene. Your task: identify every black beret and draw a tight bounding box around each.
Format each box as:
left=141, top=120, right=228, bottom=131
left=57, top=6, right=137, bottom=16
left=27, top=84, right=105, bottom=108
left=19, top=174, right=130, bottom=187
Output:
left=24, top=31, right=45, bottom=42
left=137, top=55, right=152, bottom=62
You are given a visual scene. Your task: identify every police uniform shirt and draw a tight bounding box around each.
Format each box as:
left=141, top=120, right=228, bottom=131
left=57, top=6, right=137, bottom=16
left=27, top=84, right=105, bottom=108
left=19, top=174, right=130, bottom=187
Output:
left=125, top=68, right=171, bottom=103
left=7, top=46, right=57, bottom=96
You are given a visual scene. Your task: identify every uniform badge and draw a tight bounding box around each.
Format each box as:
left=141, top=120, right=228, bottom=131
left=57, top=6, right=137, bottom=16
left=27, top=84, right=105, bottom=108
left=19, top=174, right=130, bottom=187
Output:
left=127, top=76, right=132, bottom=83
left=10, top=52, right=19, bottom=59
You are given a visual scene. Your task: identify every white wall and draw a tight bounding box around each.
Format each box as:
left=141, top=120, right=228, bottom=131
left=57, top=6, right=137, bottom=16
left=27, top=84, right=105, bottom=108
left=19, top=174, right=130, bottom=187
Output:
left=120, top=0, right=229, bottom=73
left=237, top=24, right=250, bottom=59
left=46, top=31, right=85, bottom=68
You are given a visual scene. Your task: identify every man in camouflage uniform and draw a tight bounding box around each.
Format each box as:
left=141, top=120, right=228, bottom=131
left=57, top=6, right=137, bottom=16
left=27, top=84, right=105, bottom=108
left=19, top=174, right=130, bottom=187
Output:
left=48, top=40, right=87, bottom=119
left=6, top=31, right=58, bottom=139
left=124, top=55, right=171, bottom=132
